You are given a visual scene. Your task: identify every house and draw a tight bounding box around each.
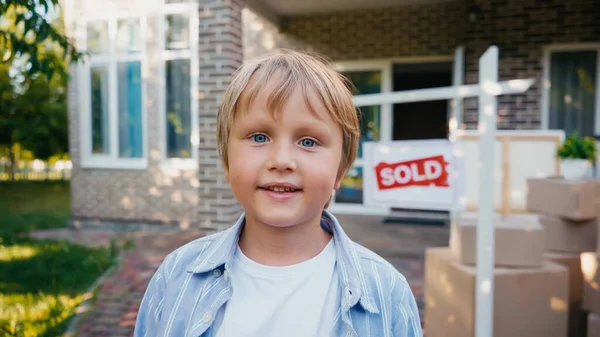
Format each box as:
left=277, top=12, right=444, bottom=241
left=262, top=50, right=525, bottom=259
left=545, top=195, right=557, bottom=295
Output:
left=63, top=0, right=600, bottom=229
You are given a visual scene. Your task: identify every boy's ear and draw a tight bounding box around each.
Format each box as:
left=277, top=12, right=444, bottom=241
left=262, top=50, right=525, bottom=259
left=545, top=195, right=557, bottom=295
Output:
left=224, top=166, right=230, bottom=182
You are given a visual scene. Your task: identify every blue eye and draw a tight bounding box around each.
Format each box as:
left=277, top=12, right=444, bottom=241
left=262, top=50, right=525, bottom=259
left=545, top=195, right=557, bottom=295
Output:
left=300, top=138, right=316, bottom=147
left=251, top=133, right=268, bottom=143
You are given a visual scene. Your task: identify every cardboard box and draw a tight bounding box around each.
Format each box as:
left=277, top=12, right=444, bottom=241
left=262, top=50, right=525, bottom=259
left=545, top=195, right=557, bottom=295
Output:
left=546, top=252, right=589, bottom=337
left=425, top=247, right=568, bottom=337
left=582, top=253, right=600, bottom=314
left=450, top=215, right=544, bottom=268
left=540, top=215, right=598, bottom=253
left=527, top=178, right=600, bottom=221
left=589, top=313, right=600, bottom=337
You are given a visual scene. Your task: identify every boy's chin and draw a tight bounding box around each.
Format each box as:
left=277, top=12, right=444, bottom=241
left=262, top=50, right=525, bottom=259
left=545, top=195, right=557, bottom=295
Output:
left=257, top=214, right=301, bottom=228
left=252, top=210, right=317, bottom=229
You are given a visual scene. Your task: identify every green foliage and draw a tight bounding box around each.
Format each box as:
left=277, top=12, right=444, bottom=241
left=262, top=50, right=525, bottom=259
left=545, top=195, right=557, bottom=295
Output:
left=11, top=67, right=69, bottom=160
left=0, top=42, right=69, bottom=166
left=556, top=132, right=598, bottom=162
left=0, top=0, right=84, bottom=80
left=0, top=1, right=76, bottom=175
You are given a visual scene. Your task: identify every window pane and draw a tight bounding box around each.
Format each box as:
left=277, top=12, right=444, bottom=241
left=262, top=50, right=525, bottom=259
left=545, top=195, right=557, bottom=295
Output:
left=117, top=18, right=142, bottom=54
left=91, top=66, right=110, bottom=154
left=87, top=21, right=109, bottom=55
left=335, top=166, right=363, bottom=204
left=549, top=50, right=597, bottom=137
left=165, top=14, right=190, bottom=50
left=118, top=61, right=144, bottom=158
left=166, top=59, right=192, bottom=158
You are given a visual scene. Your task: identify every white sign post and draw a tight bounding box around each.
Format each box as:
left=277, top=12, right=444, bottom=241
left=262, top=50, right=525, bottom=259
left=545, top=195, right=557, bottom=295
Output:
left=475, top=46, right=498, bottom=337
left=354, top=46, right=533, bottom=337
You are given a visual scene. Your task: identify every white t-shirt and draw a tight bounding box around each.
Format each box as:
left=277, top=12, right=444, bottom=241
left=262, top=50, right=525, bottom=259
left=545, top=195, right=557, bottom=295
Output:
left=214, top=238, right=340, bottom=337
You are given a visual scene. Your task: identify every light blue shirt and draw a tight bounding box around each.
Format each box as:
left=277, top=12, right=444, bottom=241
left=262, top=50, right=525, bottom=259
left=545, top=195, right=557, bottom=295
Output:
left=134, top=210, right=423, bottom=337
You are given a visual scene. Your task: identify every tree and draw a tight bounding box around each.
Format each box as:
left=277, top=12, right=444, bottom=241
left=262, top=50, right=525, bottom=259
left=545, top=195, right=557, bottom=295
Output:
left=0, top=0, right=83, bottom=80
left=0, top=1, right=70, bottom=179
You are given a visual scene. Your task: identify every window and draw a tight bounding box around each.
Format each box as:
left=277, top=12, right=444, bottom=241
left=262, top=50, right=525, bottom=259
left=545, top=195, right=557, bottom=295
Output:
left=159, top=1, right=199, bottom=168
left=543, top=45, right=600, bottom=138
left=79, top=15, right=147, bottom=169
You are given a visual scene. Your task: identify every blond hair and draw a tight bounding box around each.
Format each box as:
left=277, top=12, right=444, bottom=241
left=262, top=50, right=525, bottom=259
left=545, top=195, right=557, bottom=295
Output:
left=217, top=49, right=360, bottom=202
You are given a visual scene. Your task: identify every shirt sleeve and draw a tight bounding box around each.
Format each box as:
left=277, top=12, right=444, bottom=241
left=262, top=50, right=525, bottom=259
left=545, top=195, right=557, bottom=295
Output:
left=134, top=262, right=167, bottom=337
left=392, top=283, right=423, bottom=337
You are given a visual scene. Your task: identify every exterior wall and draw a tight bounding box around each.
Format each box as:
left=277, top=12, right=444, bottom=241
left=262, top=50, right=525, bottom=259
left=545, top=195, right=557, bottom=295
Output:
left=281, top=2, right=466, bottom=61
left=244, top=1, right=466, bottom=61
left=66, top=0, right=200, bottom=228
left=197, top=0, right=245, bottom=229
left=463, top=0, right=600, bottom=130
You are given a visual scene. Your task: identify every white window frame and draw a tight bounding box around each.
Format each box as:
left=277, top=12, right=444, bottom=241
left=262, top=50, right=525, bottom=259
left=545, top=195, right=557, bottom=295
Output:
left=541, top=43, right=600, bottom=135
left=328, top=55, right=454, bottom=215
left=158, top=1, right=200, bottom=170
left=76, top=10, right=149, bottom=170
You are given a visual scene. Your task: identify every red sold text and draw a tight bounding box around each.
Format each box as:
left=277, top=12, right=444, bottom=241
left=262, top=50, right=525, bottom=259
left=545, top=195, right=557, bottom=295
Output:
left=375, top=155, right=449, bottom=190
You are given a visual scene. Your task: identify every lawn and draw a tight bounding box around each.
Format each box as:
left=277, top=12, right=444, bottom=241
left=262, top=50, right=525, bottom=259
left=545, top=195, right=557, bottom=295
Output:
left=0, top=181, right=115, bottom=337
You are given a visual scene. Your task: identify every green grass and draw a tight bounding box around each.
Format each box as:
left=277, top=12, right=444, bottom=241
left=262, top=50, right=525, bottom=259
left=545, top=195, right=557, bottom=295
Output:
left=0, top=181, right=115, bottom=337
left=0, top=181, right=71, bottom=241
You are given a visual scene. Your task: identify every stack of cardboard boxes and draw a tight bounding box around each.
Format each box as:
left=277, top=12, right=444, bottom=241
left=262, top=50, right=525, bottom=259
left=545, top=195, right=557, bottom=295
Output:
left=527, top=178, right=599, bottom=337
left=423, top=175, right=600, bottom=337
left=424, top=211, right=569, bottom=337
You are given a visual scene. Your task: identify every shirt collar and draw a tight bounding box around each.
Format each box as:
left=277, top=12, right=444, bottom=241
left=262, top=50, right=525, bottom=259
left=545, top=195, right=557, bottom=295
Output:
left=186, top=210, right=379, bottom=314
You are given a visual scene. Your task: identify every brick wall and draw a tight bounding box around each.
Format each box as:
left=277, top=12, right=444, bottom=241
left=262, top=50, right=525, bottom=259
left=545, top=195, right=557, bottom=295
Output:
left=242, top=8, right=308, bottom=60
left=280, top=2, right=466, bottom=61
left=463, top=0, right=600, bottom=129
left=197, top=0, right=245, bottom=229
left=66, top=0, right=200, bottom=228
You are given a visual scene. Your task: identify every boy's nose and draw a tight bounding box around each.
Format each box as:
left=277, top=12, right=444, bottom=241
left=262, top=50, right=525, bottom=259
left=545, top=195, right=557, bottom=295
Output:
left=268, top=141, right=297, bottom=173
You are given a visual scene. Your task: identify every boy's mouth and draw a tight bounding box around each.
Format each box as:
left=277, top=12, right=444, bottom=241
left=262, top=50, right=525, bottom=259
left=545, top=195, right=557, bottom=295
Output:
left=259, top=183, right=301, bottom=193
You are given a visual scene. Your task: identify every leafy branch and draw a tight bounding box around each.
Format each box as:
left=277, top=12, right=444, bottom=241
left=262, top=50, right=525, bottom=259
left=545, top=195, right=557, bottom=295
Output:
left=0, top=0, right=85, bottom=80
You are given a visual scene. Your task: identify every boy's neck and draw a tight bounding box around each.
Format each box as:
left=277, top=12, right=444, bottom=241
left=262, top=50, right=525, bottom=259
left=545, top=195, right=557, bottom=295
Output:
left=237, top=214, right=333, bottom=267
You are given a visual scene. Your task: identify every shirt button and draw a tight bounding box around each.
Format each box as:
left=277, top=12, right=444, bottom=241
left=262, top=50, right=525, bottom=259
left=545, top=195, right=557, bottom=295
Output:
left=203, top=312, right=212, bottom=322
left=213, top=269, right=222, bottom=277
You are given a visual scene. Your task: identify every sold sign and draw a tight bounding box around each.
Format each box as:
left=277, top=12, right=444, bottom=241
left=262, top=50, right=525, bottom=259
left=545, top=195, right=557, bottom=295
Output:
left=374, top=155, right=449, bottom=190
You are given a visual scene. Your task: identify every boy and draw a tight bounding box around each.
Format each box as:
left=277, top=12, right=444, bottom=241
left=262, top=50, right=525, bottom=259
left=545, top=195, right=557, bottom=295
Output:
left=134, top=49, right=422, bottom=337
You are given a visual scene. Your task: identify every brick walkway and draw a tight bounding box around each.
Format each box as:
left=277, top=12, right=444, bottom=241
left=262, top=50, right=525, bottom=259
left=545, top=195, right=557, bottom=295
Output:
left=30, top=214, right=448, bottom=336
